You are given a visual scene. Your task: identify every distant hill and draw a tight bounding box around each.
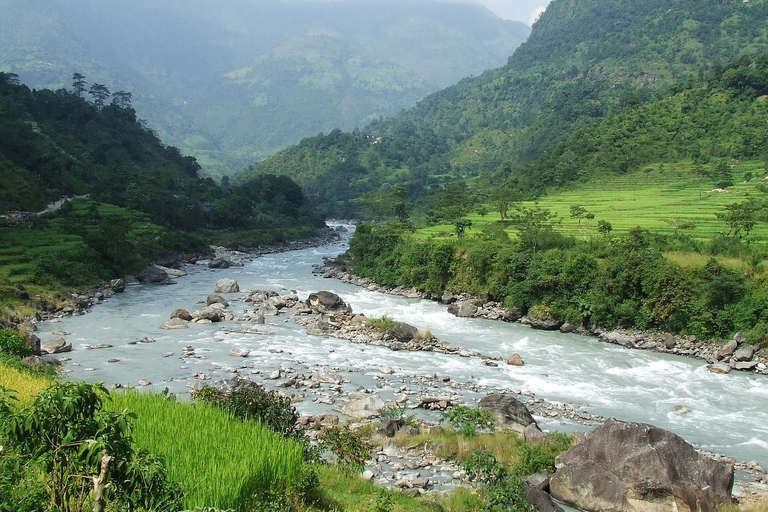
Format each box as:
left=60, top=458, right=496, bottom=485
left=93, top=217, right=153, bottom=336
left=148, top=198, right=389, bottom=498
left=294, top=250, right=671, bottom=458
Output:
left=239, top=0, right=768, bottom=216
left=0, top=0, right=530, bottom=176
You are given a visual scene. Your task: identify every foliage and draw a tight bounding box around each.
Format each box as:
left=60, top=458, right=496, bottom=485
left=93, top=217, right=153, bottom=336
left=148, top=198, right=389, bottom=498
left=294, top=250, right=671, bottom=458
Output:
left=346, top=218, right=768, bottom=339
left=441, top=405, right=495, bottom=437
left=0, top=327, right=31, bottom=358
left=319, top=425, right=371, bottom=474
left=367, top=315, right=398, bottom=333
left=0, top=382, right=181, bottom=512
left=193, top=383, right=302, bottom=441
left=513, top=434, right=573, bottom=476
left=462, top=451, right=535, bottom=512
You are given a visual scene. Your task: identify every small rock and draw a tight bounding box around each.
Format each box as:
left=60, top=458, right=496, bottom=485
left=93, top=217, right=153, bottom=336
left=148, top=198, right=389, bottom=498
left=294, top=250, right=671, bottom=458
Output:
left=108, top=358, right=120, bottom=363
left=361, top=470, right=375, bottom=481
left=708, top=363, right=732, bottom=374
left=138, top=378, right=151, bottom=386
left=229, top=348, right=250, bottom=357
left=207, top=295, right=229, bottom=307
left=87, top=344, right=113, bottom=350
left=380, top=365, right=395, bottom=375
left=508, top=354, right=525, bottom=366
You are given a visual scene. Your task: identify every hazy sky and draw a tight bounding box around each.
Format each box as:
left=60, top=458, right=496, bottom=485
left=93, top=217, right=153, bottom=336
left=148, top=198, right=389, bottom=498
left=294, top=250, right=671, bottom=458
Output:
left=473, top=0, right=551, bottom=25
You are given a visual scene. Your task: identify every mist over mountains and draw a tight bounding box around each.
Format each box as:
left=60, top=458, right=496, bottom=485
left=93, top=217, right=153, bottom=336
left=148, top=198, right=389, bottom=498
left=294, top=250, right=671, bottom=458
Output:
left=0, top=0, right=530, bottom=176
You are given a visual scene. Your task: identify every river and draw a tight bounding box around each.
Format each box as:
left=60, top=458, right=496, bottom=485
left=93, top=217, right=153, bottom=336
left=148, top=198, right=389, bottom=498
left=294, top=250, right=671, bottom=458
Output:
left=37, top=228, right=767, bottom=471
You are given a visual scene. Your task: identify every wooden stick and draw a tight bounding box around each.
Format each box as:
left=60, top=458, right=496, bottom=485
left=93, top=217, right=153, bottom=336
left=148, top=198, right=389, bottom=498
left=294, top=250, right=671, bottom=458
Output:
left=92, top=451, right=114, bottom=512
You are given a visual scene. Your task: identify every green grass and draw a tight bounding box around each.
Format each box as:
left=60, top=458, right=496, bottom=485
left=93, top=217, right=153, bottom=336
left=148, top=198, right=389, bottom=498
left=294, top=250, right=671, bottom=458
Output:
left=108, top=392, right=309, bottom=511
left=419, top=160, right=768, bottom=243
left=0, top=359, right=53, bottom=405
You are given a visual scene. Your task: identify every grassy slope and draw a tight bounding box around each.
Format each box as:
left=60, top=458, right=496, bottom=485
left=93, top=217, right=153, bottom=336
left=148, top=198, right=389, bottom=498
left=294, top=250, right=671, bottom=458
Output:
left=419, top=160, right=768, bottom=245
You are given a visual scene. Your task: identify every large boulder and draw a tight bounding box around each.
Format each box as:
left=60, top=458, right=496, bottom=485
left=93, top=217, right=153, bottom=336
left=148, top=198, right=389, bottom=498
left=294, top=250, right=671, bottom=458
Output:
left=523, top=309, right=563, bottom=331
left=136, top=266, right=169, bottom=284
left=477, top=393, right=536, bottom=433
left=214, top=278, right=240, bottom=294
left=110, top=278, right=125, bottom=293
left=170, top=309, right=193, bottom=321
left=207, top=295, right=229, bottom=307
left=208, top=258, right=231, bottom=269
left=550, top=419, right=733, bottom=512
left=447, top=300, right=478, bottom=318
left=196, top=306, right=224, bottom=322
left=42, top=337, right=72, bottom=354
left=306, top=291, right=351, bottom=314
left=333, top=394, right=385, bottom=419
left=386, top=322, right=419, bottom=342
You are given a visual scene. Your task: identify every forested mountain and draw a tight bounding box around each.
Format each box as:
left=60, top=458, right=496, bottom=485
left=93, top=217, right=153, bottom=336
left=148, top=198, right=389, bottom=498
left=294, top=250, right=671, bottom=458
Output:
left=0, top=0, right=530, bottom=176
left=240, top=0, right=768, bottom=216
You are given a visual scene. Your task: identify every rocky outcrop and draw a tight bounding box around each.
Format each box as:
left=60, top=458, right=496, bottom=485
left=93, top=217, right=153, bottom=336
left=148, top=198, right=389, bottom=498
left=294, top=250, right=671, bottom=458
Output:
left=42, top=337, right=72, bottom=354
left=478, top=393, right=536, bottom=433
left=136, top=266, right=169, bottom=284
left=550, top=419, right=734, bottom=512
left=214, top=278, right=240, bottom=294
left=306, top=291, right=351, bottom=314
left=110, top=279, right=125, bottom=293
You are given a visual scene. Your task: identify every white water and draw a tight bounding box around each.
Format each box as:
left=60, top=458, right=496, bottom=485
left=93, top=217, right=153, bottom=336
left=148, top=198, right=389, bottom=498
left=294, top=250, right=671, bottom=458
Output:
left=36, top=231, right=768, bottom=468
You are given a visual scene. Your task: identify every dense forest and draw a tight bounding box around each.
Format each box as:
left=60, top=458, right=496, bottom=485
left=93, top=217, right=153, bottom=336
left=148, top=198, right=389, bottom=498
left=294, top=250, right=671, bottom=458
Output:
left=240, top=0, right=768, bottom=217
left=0, top=73, right=323, bottom=310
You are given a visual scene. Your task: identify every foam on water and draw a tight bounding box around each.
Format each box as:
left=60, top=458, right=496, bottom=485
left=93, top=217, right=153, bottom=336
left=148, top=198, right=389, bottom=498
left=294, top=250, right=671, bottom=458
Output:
left=36, top=230, right=768, bottom=467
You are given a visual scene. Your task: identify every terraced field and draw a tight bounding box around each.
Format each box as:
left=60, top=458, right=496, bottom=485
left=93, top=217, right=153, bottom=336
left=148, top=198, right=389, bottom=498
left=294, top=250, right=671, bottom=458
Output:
left=420, top=159, right=768, bottom=244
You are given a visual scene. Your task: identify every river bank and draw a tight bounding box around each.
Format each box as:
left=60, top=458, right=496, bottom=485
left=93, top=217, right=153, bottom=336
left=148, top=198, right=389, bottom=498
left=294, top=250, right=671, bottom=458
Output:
left=315, top=258, right=768, bottom=377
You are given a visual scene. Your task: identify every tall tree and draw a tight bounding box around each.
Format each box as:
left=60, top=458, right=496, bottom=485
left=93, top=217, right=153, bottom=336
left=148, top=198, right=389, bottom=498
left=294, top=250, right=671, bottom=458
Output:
left=72, top=73, right=87, bottom=97
left=111, top=91, right=132, bottom=109
left=89, top=83, right=110, bottom=110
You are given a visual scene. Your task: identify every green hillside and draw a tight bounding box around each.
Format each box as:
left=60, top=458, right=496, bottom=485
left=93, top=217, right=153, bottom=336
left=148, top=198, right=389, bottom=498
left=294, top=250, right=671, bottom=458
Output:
left=240, top=0, right=768, bottom=216
left=0, top=0, right=529, bottom=176
left=0, top=74, right=322, bottom=320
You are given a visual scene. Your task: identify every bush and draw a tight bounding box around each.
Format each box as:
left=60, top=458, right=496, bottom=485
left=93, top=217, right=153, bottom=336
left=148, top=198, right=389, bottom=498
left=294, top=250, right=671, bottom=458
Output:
left=319, top=425, right=371, bottom=474
left=441, top=405, right=495, bottom=437
left=0, top=328, right=32, bottom=358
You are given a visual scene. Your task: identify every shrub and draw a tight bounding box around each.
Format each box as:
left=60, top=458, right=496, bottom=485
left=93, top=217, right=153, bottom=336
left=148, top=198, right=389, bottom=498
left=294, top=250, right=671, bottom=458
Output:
left=319, top=425, right=371, bottom=474
left=441, top=405, right=495, bottom=437
left=0, top=328, right=32, bottom=358
left=368, top=315, right=397, bottom=333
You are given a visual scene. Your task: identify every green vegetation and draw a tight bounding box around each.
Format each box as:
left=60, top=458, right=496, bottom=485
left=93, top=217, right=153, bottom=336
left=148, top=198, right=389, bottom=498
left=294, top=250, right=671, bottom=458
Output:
left=346, top=218, right=768, bottom=342
left=0, top=74, right=324, bottom=321
left=441, top=406, right=495, bottom=437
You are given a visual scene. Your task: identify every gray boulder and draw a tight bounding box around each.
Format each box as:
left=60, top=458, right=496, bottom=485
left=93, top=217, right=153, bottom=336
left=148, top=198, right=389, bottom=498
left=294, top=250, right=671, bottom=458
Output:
left=306, top=291, right=351, bottom=313
left=333, top=394, right=385, bottom=419
left=110, top=278, right=125, bottom=293
left=732, top=345, right=755, bottom=362
left=386, top=322, right=419, bottom=342
left=161, top=318, right=189, bottom=330
left=24, top=333, right=41, bottom=356
left=717, top=339, right=738, bottom=359
left=378, top=418, right=405, bottom=437
left=525, top=483, right=564, bottom=512
left=214, top=278, right=240, bottom=294
left=447, top=300, right=478, bottom=318
left=207, top=295, right=229, bottom=307
left=208, top=258, right=231, bottom=269
left=196, top=306, right=224, bottom=322
left=42, top=337, right=72, bottom=354
left=136, top=266, right=169, bottom=284
left=477, top=393, right=536, bottom=433
left=600, top=331, right=633, bottom=347
left=550, top=419, right=733, bottom=512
